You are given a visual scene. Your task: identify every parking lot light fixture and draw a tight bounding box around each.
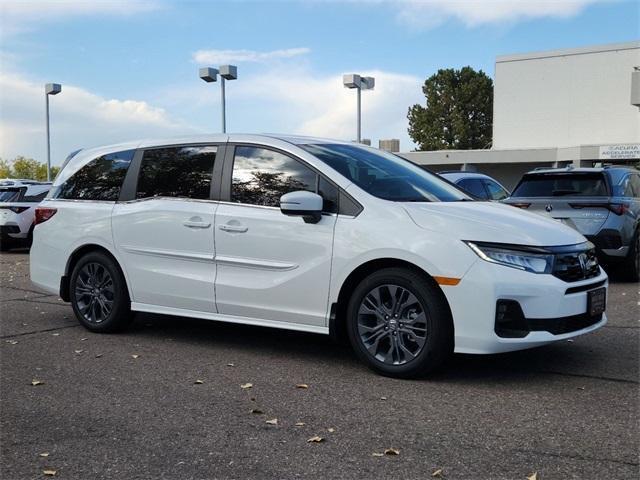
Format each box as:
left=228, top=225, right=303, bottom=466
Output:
left=199, top=65, right=237, bottom=134
left=219, top=65, right=238, bottom=134
left=45, top=83, right=62, bottom=182
left=343, top=74, right=375, bottom=144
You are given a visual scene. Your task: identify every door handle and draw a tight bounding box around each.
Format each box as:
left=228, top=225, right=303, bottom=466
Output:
left=219, top=224, right=248, bottom=233
left=183, top=219, right=211, bottom=229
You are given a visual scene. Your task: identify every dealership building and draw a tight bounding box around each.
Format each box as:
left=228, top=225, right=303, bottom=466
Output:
left=399, top=41, right=640, bottom=190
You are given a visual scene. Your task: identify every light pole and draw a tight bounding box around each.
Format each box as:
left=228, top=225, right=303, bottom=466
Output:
left=199, top=65, right=238, bottom=133
left=45, top=83, right=62, bottom=181
left=343, top=74, right=375, bottom=143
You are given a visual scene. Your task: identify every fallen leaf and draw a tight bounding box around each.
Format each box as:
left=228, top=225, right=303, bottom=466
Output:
left=384, top=448, right=400, bottom=456
left=327, top=428, right=335, bottom=433
left=227, top=363, right=235, bottom=367
left=131, top=354, right=140, bottom=359
left=250, top=408, right=264, bottom=414
left=296, top=383, right=309, bottom=389
left=372, top=452, right=384, bottom=457
left=265, top=418, right=278, bottom=425
left=31, top=379, right=44, bottom=386
left=39, top=453, right=49, bottom=457
left=527, top=473, right=538, bottom=480
left=6, top=340, right=18, bottom=345
left=307, top=435, right=325, bottom=443
left=74, top=350, right=84, bottom=354
left=43, top=469, right=57, bottom=476
left=240, top=383, right=253, bottom=389
left=295, top=422, right=305, bottom=427
left=194, top=380, right=204, bottom=385
left=432, top=469, right=443, bottom=477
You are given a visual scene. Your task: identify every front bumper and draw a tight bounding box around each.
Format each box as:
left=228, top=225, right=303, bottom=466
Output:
left=443, top=259, right=608, bottom=354
left=0, top=224, right=24, bottom=240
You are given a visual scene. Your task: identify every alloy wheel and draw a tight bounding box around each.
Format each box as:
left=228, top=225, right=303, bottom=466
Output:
left=357, top=284, right=428, bottom=365
left=74, top=262, right=115, bottom=324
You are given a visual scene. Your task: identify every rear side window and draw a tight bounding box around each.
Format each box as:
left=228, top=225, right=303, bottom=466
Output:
left=136, top=146, right=217, bottom=200
left=231, top=146, right=317, bottom=208
left=512, top=173, right=609, bottom=197
left=0, top=188, right=23, bottom=202
left=23, top=189, right=49, bottom=203
left=457, top=178, right=488, bottom=199
left=53, top=150, right=134, bottom=201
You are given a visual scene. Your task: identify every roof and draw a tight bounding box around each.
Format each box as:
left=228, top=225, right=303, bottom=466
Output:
left=524, top=166, right=637, bottom=175
left=439, top=171, right=496, bottom=181
left=496, top=41, right=639, bottom=63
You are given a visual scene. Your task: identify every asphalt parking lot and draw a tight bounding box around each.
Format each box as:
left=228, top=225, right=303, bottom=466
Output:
left=0, top=250, right=638, bottom=480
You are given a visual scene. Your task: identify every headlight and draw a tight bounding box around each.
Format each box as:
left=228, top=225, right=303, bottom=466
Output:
left=465, top=241, right=554, bottom=274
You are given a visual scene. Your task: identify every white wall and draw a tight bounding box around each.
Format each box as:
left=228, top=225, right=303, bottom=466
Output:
left=493, top=42, right=640, bottom=149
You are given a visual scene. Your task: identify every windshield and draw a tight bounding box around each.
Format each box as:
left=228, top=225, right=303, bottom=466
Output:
left=0, top=188, right=22, bottom=202
left=301, top=144, right=470, bottom=202
left=512, top=173, right=609, bottom=197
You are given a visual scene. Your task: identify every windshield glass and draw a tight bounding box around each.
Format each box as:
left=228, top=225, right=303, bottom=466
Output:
left=512, top=173, right=609, bottom=197
left=0, top=189, right=22, bottom=202
left=301, top=144, right=470, bottom=202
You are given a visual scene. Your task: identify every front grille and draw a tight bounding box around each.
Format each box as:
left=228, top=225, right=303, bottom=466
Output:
left=552, top=247, right=600, bottom=282
left=495, top=299, right=604, bottom=338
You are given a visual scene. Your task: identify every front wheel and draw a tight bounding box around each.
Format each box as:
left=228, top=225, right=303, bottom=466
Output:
left=69, top=251, right=132, bottom=332
left=623, top=229, right=639, bottom=282
left=346, top=267, right=454, bottom=378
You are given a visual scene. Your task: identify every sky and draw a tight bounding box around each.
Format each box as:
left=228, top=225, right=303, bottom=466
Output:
left=0, top=0, right=638, bottom=165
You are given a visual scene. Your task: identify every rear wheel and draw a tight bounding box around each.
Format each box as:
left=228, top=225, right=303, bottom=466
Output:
left=70, top=251, right=132, bottom=332
left=346, top=267, right=454, bottom=378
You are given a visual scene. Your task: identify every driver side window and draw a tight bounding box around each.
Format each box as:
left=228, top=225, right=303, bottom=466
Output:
left=230, top=146, right=338, bottom=212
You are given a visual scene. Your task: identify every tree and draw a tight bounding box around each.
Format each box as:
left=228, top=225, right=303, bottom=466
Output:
left=0, top=156, right=59, bottom=181
left=408, top=67, right=493, bottom=151
left=0, top=159, right=10, bottom=178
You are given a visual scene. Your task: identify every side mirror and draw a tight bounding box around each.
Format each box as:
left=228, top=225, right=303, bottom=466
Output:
left=280, top=190, right=323, bottom=224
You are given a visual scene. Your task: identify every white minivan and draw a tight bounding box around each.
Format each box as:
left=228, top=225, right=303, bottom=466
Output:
left=30, top=135, right=608, bottom=377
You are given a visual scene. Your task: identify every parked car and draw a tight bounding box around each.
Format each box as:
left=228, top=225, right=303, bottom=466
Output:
left=439, top=171, right=510, bottom=201
left=30, top=135, right=608, bottom=378
left=0, top=181, right=51, bottom=250
left=504, top=166, right=639, bottom=281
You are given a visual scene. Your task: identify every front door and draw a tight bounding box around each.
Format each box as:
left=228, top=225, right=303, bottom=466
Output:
left=214, top=145, right=337, bottom=327
left=112, top=145, right=219, bottom=313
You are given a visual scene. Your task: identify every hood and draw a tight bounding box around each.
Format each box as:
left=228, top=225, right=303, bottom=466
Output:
left=403, top=201, right=586, bottom=247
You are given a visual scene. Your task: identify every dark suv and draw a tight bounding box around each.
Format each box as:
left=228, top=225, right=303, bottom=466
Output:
left=504, top=166, right=640, bottom=280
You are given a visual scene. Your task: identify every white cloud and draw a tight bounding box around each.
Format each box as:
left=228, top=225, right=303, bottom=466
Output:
left=0, top=0, right=161, bottom=36
left=332, top=0, right=604, bottom=29
left=235, top=68, right=422, bottom=149
left=192, top=47, right=311, bottom=65
left=0, top=72, right=197, bottom=164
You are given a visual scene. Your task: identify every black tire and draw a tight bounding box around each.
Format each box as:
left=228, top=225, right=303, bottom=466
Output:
left=346, top=267, right=454, bottom=378
left=69, top=251, right=132, bottom=333
left=623, top=228, right=640, bottom=282
left=25, top=225, right=35, bottom=248
left=0, top=239, right=13, bottom=252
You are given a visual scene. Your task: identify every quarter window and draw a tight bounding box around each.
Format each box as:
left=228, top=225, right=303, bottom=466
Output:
left=457, top=178, right=488, bottom=199
left=52, top=150, right=134, bottom=201
left=483, top=180, right=509, bottom=200
left=231, top=146, right=336, bottom=211
left=136, top=146, right=217, bottom=200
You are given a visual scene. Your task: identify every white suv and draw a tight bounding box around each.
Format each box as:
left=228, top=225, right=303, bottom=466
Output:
left=30, top=135, right=608, bottom=377
left=0, top=181, right=51, bottom=250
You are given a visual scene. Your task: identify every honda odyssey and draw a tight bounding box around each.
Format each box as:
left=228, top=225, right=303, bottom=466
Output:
left=30, top=135, right=608, bottom=377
